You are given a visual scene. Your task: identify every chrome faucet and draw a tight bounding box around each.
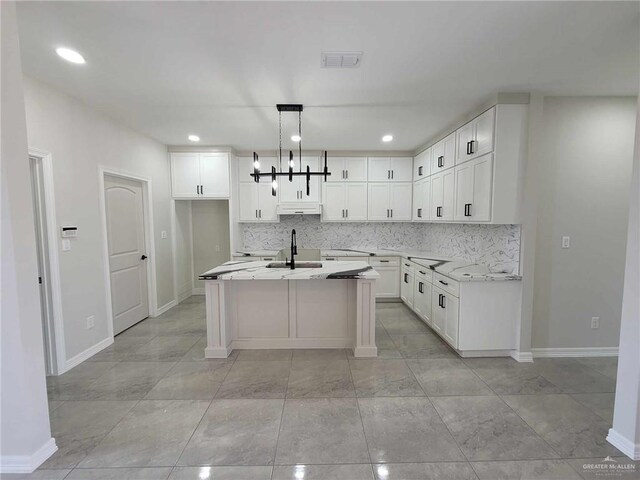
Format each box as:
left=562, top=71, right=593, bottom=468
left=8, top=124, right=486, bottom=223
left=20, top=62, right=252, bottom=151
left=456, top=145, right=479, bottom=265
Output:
left=289, top=229, right=297, bottom=270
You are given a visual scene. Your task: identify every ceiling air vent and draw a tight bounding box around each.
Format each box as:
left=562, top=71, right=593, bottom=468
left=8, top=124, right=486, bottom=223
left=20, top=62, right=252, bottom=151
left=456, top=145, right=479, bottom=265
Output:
left=321, top=51, right=363, bottom=68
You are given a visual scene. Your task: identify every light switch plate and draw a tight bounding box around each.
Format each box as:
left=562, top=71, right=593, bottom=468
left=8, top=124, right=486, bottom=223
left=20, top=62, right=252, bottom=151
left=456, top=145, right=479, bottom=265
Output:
left=161, top=230, right=167, bottom=239
left=591, top=317, right=600, bottom=329
left=86, top=315, right=95, bottom=329
left=562, top=236, right=571, bottom=249
left=62, top=239, right=71, bottom=251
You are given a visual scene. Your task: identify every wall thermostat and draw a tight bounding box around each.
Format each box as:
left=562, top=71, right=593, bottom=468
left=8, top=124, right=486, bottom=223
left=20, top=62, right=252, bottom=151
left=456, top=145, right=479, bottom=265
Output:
left=61, top=226, right=78, bottom=238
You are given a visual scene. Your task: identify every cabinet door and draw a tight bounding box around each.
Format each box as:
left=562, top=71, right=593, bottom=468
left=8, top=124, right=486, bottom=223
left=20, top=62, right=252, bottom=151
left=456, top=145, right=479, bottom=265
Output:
left=414, top=279, right=432, bottom=325
left=345, top=157, right=368, bottom=182
left=199, top=153, right=229, bottom=198
left=470, top=153, right=493, bottom=222
left=442, top=291, right=459, bottom=348
left=389, top=183, right=413, bottom=221
left=279, top=175, right=300, bottom=203
left=322, top=183, right=346, bottom=221
left=325, top=157, right=345, bottom=182
left=473, top=107, right=495, bottom=159
left=345, top=183, right=368, bottom=221
left=238, top=183, right=259, bottom=222
left=454, top=161, right=474, bottom=221
left=171, top=153, right=200, bottom=198
left=432, top=132, right=456, bottom=172
left=414, top=148, right=431, bottom=181
left=368, top=157, right=391, bottom=182
left=431, top=171, right=453, bottom=221
left=400, top=270, right=414, bottom=307
left=422, top=177, right=431, bottom=221
left=431, top=288, right=445, bottom=335
left=258, top=183, right=279, bottom=222
left=368, top=183, right=390, bottom=220
left=300, top=156, right=321, bottom=203
left=456, top=121, right=475, bottom=164
left=390, top=157, right=413, bottom=182
left=413, top=180, right=425, bottom=221
left=375, top=267, right=400, bottom=298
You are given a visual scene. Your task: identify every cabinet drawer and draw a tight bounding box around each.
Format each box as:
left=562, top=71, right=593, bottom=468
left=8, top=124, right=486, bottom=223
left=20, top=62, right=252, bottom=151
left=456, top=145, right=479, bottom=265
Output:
left=433, top=272, right=459, bottom=297
left=401, top=260, right=415, bottom=273
left=370, top=256, right=400, bottom=267
left=414, top=265, right=433, bottom=283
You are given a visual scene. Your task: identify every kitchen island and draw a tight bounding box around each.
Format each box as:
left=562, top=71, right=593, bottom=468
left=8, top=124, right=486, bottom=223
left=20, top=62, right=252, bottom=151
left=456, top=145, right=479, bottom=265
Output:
left=199, top=260, right=379, bottom=358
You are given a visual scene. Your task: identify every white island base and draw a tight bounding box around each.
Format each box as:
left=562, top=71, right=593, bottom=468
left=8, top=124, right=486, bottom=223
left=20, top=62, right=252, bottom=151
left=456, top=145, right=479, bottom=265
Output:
left=203, top=278, right=378, bottom=358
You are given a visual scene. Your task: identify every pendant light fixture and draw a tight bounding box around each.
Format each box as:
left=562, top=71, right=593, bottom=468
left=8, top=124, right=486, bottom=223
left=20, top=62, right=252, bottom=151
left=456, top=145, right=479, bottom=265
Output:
left=251, top=104, right=331, bottom=195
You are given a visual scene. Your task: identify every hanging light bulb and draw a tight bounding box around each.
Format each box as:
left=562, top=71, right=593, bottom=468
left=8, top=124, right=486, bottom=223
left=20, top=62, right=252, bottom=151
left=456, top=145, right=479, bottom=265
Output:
left=272, top=179, right=278, bottom=189
left=254, top=159, right=260, bottom=169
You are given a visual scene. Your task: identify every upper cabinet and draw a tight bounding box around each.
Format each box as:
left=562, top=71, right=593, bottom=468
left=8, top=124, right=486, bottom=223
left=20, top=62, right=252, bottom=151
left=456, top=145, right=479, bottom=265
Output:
left=367, top=183, right=412, bottom=221
left=454, top=153, right=493, bottom=222
left=322, top=183, right=368, bottom=222
left=455, top=107, right=495, bottom=164
left=412, top=177, right=431, bottom=222
left=431, top=132, right=456, bottom=173
left=171, top=152, right=229, bottom=199
left=278, top=156, right=321, bottom=205
left=413, top=148, right=431, bottom=181
left=368, top=157, right=413, bottom=182
left=325, top=157, right=367, bottom=182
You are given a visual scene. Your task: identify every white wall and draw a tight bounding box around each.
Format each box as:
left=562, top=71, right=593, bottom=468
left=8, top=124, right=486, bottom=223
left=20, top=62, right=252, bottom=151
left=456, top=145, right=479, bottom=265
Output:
left=532, top=97, right=637, bottom=350
left=174, top=200, right=193, bottom=301
left=192, top=200, right=230, bottom=289
left=23, top=77, right=175, bottom=363
left=1, top=2, right=54, bottom=472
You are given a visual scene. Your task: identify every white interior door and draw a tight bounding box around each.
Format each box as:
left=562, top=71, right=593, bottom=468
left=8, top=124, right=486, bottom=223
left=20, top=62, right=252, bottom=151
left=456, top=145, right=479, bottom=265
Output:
left=104, top=175, right=149, bottom=335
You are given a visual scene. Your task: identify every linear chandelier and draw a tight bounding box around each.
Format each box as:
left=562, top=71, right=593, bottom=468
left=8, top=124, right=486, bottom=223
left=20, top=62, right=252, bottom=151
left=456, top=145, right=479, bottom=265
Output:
left=250, top=104, right=331, bottom=196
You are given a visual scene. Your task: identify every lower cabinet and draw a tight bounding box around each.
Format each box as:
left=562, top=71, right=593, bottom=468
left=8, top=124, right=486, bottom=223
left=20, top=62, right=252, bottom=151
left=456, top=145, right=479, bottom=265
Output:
left=370, top=257, right=400, bottom=298
left=432, top=286, right=459, bottom=348
left=400, top=267, right=414, bottom=308
left=413, top=275, right=432, bottom=325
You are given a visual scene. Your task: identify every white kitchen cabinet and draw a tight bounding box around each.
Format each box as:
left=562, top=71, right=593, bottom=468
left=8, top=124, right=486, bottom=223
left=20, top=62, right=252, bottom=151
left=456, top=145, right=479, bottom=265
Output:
left=430, top=169, right=454, bottom=221
left=370, top=257, right=400, bottom=298
left=432, top=286, right=459, bottom=348
left=326, top=157, right=367, bottom=182
left=431, top=132, right=456, bottom=173
left=368, top=183, right=412, bottom=221
left=413, top=274, right=432, bottom=326
left=413, top=148, right=431, bottom=180
left=400, top=267, right=414, bottom=308
left=238, top=156, right=278, bottom=183
left=454, top=153, right=493, bottom=222
left=456, top=107, right=495, bottom=164
left=171, top=152, right=229, bottom=199
left=279, top=156, right=321, bottom=204
left=368, top=157, right=413, bottom=182
left=238, top=182, right=279, bottom=222
left=322, top=182, right=368, bottom=221
left=412, top=177, right=431, bottom=222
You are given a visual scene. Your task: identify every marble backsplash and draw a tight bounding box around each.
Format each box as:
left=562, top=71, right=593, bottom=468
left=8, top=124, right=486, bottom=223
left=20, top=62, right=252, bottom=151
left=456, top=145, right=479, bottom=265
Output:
left=240, top=216, right=521, bottom=274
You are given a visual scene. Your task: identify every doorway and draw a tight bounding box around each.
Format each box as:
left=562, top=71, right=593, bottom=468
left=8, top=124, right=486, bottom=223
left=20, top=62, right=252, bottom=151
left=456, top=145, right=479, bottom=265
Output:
left=103, top=175, right=150, bottom=334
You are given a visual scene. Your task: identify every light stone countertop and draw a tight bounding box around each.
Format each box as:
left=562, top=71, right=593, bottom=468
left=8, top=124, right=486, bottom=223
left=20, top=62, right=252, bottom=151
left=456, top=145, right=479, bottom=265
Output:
left=200, top=260, right=379, bottom=280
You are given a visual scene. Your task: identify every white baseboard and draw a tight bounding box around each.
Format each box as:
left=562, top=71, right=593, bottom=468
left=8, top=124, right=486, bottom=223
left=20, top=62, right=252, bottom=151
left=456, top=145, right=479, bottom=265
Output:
left=153, top=299, right=177, bottom=317
left=63, top=336, right=114, bottom=373
left=532, top=347, right=619, bottom=358
left=0, top=437, right=57, bottom=473
left=511, top=350, right=534, bottom=363
left=177, top=289, right=192, bottom=303
left=607, top=428, right=640, bottom=460
left=192, top=287, right=205, bottom=296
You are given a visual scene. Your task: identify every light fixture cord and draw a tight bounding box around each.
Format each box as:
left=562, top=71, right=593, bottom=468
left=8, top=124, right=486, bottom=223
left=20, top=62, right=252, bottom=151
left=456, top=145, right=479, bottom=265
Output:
left=279, top=110, right=283, bottom=173
left=298, top=110, right=302, bottom=172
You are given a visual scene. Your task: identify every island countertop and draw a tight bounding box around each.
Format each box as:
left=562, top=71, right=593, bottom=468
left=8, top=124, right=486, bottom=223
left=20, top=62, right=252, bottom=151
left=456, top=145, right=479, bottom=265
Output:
left=200, top=260, right=379, bottom=280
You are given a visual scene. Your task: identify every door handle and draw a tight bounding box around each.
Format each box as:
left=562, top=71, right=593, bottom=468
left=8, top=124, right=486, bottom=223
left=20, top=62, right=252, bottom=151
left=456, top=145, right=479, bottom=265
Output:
left=437, top=206, right=442, bottom=217
left=345, top=209, right=348, bottom=218
left=391, top=170, right=394, bottom=179
left=439, top=279, right=449, bottom=286
left=255, top=209, right=258, bottom=218
left=200, top=185, right=204, bottom=194
left=464, top=203, right=472, bottom=217
left=438, top=156, right=444, bottom=168
left=346, top=170, right=349, bottom=179
left=387, top=170, right=390, bottom=179
left=196, top=185, right=200, bottom=195
left=386, top=209, right=389, bottom=218
left=418, top=282, right=423, bottom=293
left=141, top=255, right=148, bottom=260
left=259, top=209, right=262, bottom=218
left=404, top=273, right=408, bottom=283
left=417, top=208, right=422, bottom=218
left=418, top=166, right=423, bottom=176
left=390, top=209, right=393, bottom=218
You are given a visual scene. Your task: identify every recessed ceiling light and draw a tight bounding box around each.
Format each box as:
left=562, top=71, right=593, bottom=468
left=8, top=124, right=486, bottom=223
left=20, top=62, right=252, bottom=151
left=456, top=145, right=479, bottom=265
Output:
left=55, top=47, right=85, bottom=64
left=188, top=135, right=200, bottom=142
left=291, top=135, right=301, bottom=142
left=382, top=134, right=393, bottom=142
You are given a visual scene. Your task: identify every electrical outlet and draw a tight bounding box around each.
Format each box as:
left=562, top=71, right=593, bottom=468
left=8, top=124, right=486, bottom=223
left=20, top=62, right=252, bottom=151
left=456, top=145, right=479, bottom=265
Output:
left=161, top=230, right=167, bottom=239
left=86, top=315, right=95, bottom=329
left=215, top=244, right=221, bottom=252
left=562, top=236, right=571, bottom=249
left=591, top=317, right=600, bottom=329
left=62, top=238, right=71, bottom=251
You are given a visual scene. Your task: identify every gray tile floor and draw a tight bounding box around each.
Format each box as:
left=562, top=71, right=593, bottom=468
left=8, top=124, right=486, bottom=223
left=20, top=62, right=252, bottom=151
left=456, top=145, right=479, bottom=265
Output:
left=6, top=298, right=638, bottom=480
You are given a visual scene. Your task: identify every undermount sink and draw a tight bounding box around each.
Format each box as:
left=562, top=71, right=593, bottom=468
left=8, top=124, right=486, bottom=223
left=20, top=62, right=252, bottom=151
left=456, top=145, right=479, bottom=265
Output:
left=266, top=261, right=323, bottom=269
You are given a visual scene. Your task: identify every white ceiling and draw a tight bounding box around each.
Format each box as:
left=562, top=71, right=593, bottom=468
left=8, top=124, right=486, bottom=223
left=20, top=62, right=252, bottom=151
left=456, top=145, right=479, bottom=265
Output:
left=16, top=1, right=639, bottom=151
